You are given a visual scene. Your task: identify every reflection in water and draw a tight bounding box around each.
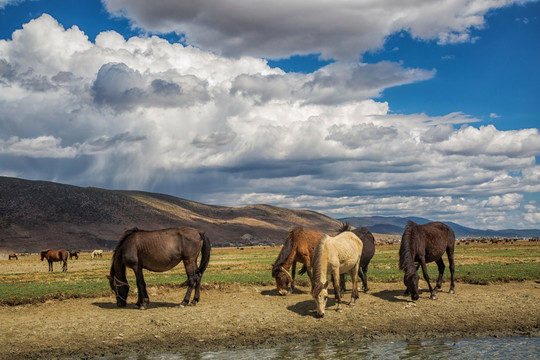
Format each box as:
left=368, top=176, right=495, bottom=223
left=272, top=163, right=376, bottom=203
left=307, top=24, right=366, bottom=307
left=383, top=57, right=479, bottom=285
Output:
left=101, top=337, right=538, bottom=360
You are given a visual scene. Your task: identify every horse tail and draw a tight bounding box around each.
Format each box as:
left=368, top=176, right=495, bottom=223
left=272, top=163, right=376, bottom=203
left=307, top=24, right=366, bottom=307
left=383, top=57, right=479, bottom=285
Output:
left=298, top=264, right=307, bottom=275
left=399, top=221, right=416, bottom=276
left=198, top=232, right=211, bottom=277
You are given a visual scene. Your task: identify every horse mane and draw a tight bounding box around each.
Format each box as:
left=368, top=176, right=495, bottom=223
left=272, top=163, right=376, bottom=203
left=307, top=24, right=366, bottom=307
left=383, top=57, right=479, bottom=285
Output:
left=114, top=227, right=140, bottom=253
left=272, top=228, right=298, bottom=277
left=399, top=220, right=417, bottom=277
left=310, top=235, right=327, bottom=294
left=336, top=222, right=352, bottom=233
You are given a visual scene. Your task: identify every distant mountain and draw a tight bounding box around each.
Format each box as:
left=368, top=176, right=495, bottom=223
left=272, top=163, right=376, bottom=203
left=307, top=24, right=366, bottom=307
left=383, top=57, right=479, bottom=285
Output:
left=340, top=216, right=540, bottom=238
left=0, top=176, right=341, bottom=252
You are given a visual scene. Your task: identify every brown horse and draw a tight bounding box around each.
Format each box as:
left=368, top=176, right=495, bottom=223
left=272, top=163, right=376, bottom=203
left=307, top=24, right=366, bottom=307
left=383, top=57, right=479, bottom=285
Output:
left=337, top=223, right=376, bottom=293
left=8, top=253, right=18, bottom=260
left=271, top=227, right=323, bottom=295
left=107, top=227, right=211, bottom=309
left=311, top=231, right=363, bottom=317
left=40, top=249, right=68, bottom=272
left=399, top=221, right=456, bottom=300
left=69, top=250, right=79, bottom=260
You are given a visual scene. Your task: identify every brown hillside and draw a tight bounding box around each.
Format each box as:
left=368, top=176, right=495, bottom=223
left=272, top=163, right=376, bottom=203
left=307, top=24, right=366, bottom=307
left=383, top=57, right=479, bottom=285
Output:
left=0, top=177, right=341, bottom=252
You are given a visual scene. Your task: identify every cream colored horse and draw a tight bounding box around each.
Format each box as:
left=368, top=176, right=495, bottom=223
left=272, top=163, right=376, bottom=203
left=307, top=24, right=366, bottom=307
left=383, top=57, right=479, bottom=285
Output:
left=311, top=231, right=364, bottom=317
left=91, top=249, right=103, bottom=259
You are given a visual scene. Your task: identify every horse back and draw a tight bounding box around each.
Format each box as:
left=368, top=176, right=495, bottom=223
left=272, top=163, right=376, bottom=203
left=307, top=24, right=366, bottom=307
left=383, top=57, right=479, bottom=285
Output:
left=419, top=222, right=455, bottom=262
left=327, top=232, right=363, bottom=271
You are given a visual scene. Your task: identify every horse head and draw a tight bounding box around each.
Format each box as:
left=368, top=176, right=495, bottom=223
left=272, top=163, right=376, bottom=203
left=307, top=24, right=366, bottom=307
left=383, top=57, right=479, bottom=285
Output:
left=40, top=250, right=50, bottom=261
left=403, top=272, right=420, bottom=301
left=311, top=280, right=329, bottom=317
left=272, top=265, right=292, bottom=296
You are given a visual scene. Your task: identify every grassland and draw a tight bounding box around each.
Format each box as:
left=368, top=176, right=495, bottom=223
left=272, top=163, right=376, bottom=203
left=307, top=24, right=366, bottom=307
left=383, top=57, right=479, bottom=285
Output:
left=0, top=240, right=539, bottom=305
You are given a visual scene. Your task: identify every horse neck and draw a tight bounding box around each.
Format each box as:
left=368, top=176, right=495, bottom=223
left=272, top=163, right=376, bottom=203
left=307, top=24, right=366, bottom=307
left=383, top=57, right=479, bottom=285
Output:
left=312, top=238, right=328, bottom=284
left=274, top=233, right=296, bottom=269
left=110, top=251, right=126, bottom=281
left=399, top=227, right=417, bottom=276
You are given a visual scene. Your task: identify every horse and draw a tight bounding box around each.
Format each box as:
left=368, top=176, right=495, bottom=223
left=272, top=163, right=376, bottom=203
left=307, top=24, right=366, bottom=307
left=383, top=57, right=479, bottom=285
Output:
left=40, top=249, right=68, bottom=272
left=69, top=250, right=79, bottom=260
left=107, top=227, right=211, bottom=309
left=399, top=221, right=456, bottom=300
left=311, top=231, right=363, bottom=317
left=337, top=223, right=376, bottom=293
left=8, top=253, right=18, bottom=260
left=271, top=227, right=323, bottom=295
left=91, top=250, right=103, bottom=259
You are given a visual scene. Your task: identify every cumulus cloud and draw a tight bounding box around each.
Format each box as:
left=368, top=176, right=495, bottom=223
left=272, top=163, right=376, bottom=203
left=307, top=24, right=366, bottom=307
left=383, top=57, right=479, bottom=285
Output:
left=102, top=0, right=532, bottom=60
left=0, top=14, right=539, bottom=229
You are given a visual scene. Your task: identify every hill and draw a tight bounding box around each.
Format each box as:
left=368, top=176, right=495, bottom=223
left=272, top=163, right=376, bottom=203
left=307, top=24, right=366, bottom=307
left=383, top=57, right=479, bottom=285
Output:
left=340, top=216, right=540, bottom=238
left=0, top=177, right=341, bottom=252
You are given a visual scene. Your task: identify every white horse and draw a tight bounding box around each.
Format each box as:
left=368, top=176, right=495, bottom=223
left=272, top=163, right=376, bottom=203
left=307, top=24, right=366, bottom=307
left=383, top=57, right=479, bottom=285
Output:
left=91, top=249, right=103, bottom=259
left=311, top=231, right=363, bottom=317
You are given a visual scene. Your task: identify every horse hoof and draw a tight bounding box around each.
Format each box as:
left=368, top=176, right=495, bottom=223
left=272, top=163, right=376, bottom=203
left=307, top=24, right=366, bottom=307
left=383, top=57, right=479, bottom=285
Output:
left=449, top=289, right=455, bottom=294
left=430, top=295, right=437, bottom=300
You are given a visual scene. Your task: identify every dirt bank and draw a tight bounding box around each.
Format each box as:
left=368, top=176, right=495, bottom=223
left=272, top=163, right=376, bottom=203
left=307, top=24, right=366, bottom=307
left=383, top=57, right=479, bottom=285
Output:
left=1, top=281, right=539, bottom=359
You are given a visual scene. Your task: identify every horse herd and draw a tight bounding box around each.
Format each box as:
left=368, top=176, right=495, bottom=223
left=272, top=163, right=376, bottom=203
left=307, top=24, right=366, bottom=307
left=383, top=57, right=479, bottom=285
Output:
left=21, top=249, right=104, bottom=272
left=104, top=220, right=455, bottom=317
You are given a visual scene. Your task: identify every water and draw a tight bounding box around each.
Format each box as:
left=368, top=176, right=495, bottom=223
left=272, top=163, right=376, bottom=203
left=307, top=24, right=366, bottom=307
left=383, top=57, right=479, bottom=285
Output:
left=102, top=336, right=539, bottom=359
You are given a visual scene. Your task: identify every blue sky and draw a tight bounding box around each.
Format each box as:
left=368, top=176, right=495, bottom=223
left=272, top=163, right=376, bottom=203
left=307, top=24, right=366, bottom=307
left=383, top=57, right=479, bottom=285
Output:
left=0, top=0, right=539, bottom=230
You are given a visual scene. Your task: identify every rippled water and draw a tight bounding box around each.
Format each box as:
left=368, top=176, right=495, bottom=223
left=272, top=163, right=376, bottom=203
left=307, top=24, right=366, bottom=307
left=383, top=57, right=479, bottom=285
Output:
left=103, top=336, right=538, bottom=360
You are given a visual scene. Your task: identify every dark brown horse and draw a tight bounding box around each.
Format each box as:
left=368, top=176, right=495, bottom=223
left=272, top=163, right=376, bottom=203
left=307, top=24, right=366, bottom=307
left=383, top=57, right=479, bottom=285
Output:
left=107, top=227, right=211, bottom=309
left=40, top=249, right=68, bottom=272
left=69, top=250, right=79, bottom=260
left=337, top=223, right=376, bottom=293
left=399, top=221, right=455, bottom=300
left=271, top=228, right=323, bottom=295
left=8, top=253, right=18, bottom=260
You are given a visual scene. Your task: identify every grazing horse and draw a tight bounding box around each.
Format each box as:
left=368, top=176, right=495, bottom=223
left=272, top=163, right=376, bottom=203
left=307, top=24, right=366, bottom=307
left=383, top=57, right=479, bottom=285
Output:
left=40, top=249, right=69, bottom=272
left=311, top=231, right=363, bottom=317
left=399, top=221, right=456, bottom=300
left=8, top=253, right=18, bottom=260
left=91, top=250, right=103, bottom=259
left=337, top=223, right=376, bottom=293
left=271, top=228, right=323, bottom=295
left=69, top=250, right=79, bottom=260
left=107, top=227, right=211, bottom=309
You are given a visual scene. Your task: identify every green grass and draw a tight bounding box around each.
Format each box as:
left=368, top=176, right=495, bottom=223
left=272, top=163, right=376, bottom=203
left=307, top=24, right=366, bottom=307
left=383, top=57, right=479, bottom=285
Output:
left=1, top=242, right=538, bottom=305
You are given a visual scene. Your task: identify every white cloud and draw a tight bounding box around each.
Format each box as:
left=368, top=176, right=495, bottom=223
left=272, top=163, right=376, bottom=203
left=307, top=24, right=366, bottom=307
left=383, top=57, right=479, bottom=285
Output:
left=0, top=14, right=539, bottom=229
left=102, top=0, right=532, bottom=60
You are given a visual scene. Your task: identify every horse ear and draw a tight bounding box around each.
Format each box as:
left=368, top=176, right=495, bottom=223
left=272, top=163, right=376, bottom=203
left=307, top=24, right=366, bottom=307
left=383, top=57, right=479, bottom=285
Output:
left=105, top=275, right=112, bottom=281
left=324, top=281, right=329, bottom=289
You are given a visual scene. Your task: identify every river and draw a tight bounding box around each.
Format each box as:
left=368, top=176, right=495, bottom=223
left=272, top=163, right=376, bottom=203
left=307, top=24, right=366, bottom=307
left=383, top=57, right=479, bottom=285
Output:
left=102, top=336, right=538, bottom=359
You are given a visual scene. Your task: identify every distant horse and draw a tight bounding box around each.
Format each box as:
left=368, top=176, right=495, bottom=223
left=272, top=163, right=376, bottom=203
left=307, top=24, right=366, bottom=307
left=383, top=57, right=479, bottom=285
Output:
left=337, top=223, right=376, bottom=293
left=40, top=249, right=68, bottom=272
left=107, top=227, right=211, bottom=309
left=271, top=228, right=323, bottom=295
left=399, top=221, right=455, bottom=300
left=311, top=231, right=363, bottom=317
left=69, top=250, right=79, bottom=260
left=8, top=253, right=18, bottom=260
left=91, top=250, right=103, bottom=259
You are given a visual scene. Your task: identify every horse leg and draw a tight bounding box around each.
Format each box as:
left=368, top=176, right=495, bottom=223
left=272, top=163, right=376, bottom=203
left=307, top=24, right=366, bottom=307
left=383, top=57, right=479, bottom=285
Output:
left=349, top=267, right=359, bottom=306
left=133, top=266, right=149, bottom=309
left=418, top=257, right=436, bottom=300
left=49, top=260, right=53, bottom=272
left=435, top=258, right=445, bottom=290
left=331, top=269, right=342, bottom=312
left=359, top=264, right=369, bottom=293
left=63, top=260, right=67, bottom=272
left=291, top=261, right=297, bottom=292
left=180, top=260, right=197, bottom=307
left=447, top=248, right=455, bottom=294
left=339, top=274, right=346, bottom=298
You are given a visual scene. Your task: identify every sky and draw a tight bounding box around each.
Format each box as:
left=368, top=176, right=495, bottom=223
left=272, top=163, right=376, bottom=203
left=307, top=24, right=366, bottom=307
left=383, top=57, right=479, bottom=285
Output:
left=0, top=0, right=539, bottom=230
